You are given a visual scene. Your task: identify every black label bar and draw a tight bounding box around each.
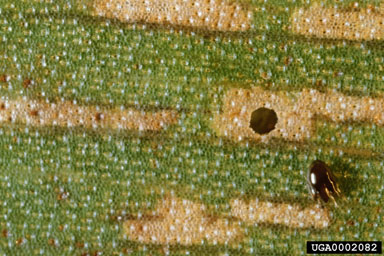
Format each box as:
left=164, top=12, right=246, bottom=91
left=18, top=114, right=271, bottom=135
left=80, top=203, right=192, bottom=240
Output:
left=307, top=241, right=382, bottom=254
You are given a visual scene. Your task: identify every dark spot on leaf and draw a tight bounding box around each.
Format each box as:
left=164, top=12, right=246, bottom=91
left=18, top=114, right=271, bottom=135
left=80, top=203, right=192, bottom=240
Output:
left=2, top=229, right=8, bottom=237
left=30, top=110, right=39, bottom=117
left=261, top=72, right=270, bottom=80
left=57, top=191, right=69, bottom=201
left=23, top=78, right=32, bottom=89
left=76, top=241, right=85, bottom=248
left=95, top=112, right=104, bottom=121
left=315, top=80, right=323, bottom=87
left=15, top=238, right=23, bottom=246
left=283, top=56, right=292, bottom=65
left=0, top=74, right=7, bottom=83
left=48, top=238, right=56, bottom=246
left=347, top=220, right=355, bottom=226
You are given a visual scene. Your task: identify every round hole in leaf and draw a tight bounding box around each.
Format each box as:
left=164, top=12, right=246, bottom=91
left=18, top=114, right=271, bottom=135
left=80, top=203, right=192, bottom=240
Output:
left=249, top=107, right=278, bottom=135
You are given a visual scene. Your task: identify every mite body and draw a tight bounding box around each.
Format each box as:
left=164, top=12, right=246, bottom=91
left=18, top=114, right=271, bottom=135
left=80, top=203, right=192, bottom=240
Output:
left=307, top=160, right=341, bottom=202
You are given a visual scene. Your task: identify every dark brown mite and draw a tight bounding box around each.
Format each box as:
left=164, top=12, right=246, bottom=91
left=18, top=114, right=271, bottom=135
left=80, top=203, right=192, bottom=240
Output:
left=307, top=160, right=341, bottom=202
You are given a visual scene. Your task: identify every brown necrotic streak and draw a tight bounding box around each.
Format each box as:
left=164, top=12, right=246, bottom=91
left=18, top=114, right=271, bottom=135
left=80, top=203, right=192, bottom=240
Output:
left=291, top=4, right=384, bottom=41
left=230, top=198, right=331, bottom=228
left=123, top=196, right=243, bottom=245
left=122, top=195, right=332, bottom=246
left=93, top=0, right=253, bottom=32
left=0, top=98, right=178, bottom=131
left=212, top=87, right=384, bottom=143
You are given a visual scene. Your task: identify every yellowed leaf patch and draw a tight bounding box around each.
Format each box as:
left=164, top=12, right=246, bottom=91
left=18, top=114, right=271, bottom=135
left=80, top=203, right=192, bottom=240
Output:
left=212, top=87, right=384, bottom=143
left=123, top=196, right=243, bottom=245
left=291, top=3, right=384, bottom=41
left=93, top=0, right=253, bottom=32
left=230, top=198, right=331, bottom=228
left=122, top=196, right=334, bottom=246
left=0, top=98, right=178, bottom=131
